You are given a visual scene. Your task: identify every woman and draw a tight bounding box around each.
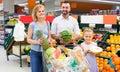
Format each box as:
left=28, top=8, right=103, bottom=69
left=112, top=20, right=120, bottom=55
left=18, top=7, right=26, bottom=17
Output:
left=27, top=4, right=51, bottom=72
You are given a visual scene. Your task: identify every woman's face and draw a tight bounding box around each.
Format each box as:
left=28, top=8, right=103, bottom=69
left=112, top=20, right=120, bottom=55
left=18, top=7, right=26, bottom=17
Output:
left=83, top=32, right=93, bottom=44
left=36, top=7, right=45, bottom=18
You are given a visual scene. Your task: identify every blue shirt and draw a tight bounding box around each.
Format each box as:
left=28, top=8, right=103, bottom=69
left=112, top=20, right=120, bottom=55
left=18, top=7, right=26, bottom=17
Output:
left=30, top=21, right=50, bottom=52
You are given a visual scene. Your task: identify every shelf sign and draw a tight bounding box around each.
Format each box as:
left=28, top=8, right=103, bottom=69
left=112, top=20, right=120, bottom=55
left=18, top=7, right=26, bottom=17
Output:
left=103, top=15, right=117, bottom=24
left=81, top=15, right=103, bottom=24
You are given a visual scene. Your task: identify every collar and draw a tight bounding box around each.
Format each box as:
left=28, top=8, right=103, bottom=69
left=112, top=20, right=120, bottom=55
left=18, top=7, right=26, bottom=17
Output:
left=60, top=14, right=70, bottom=20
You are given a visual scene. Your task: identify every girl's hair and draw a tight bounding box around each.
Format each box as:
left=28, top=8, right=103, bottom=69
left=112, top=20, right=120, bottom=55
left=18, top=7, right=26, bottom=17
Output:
left=83, top=27, right=93, bottom=34
left=32, top=4, right=45, bottom=21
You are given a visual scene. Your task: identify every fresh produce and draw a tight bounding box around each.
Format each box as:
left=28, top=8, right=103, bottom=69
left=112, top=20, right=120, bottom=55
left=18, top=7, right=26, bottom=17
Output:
left=7, top=18, right=19, bottom=25
left=45, top=47, right=56, bottom=57
left=36, top=30, right=50, bottom=51
left=24, top=46, right=31, bottom=55
left=60, top=30, right=72, bottom=42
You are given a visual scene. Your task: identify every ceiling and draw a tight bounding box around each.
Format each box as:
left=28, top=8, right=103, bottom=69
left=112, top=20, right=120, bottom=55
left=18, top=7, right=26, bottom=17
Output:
left=14, top=0, right=120, bottom=6
left=66, top=0, right=120, bottom=5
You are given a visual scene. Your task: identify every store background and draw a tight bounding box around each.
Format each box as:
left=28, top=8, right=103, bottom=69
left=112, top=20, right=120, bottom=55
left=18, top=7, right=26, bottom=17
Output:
left=0, top=0, right=120, bottom=72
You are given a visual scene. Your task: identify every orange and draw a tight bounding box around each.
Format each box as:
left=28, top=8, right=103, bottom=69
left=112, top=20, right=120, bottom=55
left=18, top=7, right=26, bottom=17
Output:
left=106, top=46, right=111, bottom=51
left=106, top=39, right=110, bottom=43
left=110, top=44, right=115, bottom=47
left=113, top=59, right=120, bottom=65
left=99, top=60, right=104, bottom=64
left=116, top=65, right=120, bottom=70
left=116, top=45, right=120, bottom=48
left=104, top=59, right=108, bottom=62
left=109, top=68, right=115, bottom=72
left=102, top=69, right=106, bottom=72
left=104, top=64, right=111, bottom=70
left=99, top=58, right=104, bottom=61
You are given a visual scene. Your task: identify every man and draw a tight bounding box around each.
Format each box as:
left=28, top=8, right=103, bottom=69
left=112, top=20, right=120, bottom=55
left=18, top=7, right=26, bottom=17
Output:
left=51, top=1, right=80, bottom=44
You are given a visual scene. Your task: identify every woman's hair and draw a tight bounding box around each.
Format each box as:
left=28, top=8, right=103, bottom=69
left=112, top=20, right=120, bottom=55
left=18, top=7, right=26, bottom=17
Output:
left=83, top=27, right=93, bottom=34
left=32, top=4, right=45, bottom=21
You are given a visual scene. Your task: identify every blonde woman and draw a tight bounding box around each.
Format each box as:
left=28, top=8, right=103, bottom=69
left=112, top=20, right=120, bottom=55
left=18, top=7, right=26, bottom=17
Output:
left=27, top=4, right=50, bottom=72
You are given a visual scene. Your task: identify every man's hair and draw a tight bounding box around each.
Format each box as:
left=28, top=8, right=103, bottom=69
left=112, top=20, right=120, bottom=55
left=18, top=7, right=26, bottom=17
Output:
left=63, top=1, right=69, bottom=4
left=61, top=1, right=70, bottom=6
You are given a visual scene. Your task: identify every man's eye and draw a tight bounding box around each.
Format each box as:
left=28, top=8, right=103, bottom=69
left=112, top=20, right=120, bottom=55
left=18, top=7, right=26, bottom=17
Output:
left=62, top=7, right=65, bottom=8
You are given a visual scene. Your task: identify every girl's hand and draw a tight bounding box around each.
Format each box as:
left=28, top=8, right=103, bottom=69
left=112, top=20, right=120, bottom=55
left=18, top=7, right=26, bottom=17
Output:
left=85, top=50, right=90, bottom=55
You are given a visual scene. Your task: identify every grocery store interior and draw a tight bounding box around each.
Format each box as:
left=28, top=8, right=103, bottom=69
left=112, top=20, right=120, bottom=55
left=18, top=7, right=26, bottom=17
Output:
left=0, top=0, right=120, bottom=72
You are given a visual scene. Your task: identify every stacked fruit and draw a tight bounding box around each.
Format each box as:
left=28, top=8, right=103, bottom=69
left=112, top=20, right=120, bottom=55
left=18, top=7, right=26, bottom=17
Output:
left=96, top=57, right=109, bottom=70
left=99, top=44, right=120, bottom=57
left=106, top=34, right=120, bottom=44
left=97, top=44, right=120, bottom=72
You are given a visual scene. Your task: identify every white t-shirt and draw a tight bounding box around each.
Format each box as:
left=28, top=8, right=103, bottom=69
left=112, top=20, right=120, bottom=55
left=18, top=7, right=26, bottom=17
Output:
left=51, top=15, right=80, bottom=36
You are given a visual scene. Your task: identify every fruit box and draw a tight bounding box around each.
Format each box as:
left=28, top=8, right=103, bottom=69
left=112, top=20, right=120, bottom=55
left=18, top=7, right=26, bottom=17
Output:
left=93, top=30, right=109, bottom=42
left=27, top=55, right=30, bottom=62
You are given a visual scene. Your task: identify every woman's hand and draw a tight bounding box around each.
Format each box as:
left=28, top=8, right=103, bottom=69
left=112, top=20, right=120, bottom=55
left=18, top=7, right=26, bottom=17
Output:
left=38, top=38, right=44, bottom=45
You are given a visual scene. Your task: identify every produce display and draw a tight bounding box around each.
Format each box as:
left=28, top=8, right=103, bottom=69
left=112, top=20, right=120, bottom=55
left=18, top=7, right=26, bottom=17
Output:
left=106, top=34, right=120, bottom=44
left=7, top=18, right=19, bottom=25
left=97, top=42, right=120, bottom=72
left=36, top=30, right=50, bottom=51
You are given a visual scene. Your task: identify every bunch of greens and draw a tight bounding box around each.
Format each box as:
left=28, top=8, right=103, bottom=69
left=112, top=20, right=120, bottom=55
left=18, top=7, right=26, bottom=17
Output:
left=36, top=30, right=50, bottom=51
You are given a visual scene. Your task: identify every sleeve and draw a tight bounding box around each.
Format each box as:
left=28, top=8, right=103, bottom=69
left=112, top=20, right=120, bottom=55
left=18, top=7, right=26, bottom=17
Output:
left=46, top=21, right=51, bottom=31
left=29, top=22, right=34, bottom=30
left=73, top=18, right=80, bottom=35
left=51, top=19, right=57, bottom=34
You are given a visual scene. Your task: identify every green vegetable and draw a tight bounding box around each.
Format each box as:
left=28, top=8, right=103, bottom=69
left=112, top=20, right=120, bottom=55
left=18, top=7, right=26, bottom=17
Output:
left=36, top=30, right=43, bottom=38
left=36, top=30, right=50, bottom=51
left=60, top=30, right=72, bottom=42
left=45, top=47, right=56, bottom=57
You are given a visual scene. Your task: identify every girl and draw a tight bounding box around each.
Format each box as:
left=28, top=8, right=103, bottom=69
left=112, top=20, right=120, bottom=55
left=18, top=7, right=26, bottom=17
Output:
left=80, top=28, right=98, bottom=72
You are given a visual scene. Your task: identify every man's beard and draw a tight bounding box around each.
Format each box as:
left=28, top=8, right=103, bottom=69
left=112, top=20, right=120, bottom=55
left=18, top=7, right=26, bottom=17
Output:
left=62, top=11, right=69, bottom=15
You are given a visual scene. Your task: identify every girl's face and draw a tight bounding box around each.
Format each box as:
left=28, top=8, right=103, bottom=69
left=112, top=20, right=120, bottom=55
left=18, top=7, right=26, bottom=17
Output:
left=36, top=7, right=45, bottom=18
left=83, top=32, right=93, bottom=44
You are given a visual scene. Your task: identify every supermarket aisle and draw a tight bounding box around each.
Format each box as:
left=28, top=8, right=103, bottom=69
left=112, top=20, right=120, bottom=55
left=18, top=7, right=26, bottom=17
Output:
left=0, top=45, right=31, bottom=72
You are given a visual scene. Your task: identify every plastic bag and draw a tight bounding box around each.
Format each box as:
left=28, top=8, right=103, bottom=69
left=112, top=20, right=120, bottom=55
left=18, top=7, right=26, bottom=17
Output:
left=13, top=21, right=26, bottom=41
left=71, top=46, right=90, bottom=72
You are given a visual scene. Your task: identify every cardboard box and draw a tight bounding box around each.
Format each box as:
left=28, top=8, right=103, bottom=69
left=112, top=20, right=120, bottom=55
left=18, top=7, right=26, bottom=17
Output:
left=12, top=45, right=25, bottom=56
left=27, top=55, right=30, bottom=62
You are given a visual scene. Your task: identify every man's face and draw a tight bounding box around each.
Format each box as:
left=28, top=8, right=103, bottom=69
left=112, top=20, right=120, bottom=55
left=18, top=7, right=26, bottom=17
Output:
left=61, top=3, right=71, bottom=15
